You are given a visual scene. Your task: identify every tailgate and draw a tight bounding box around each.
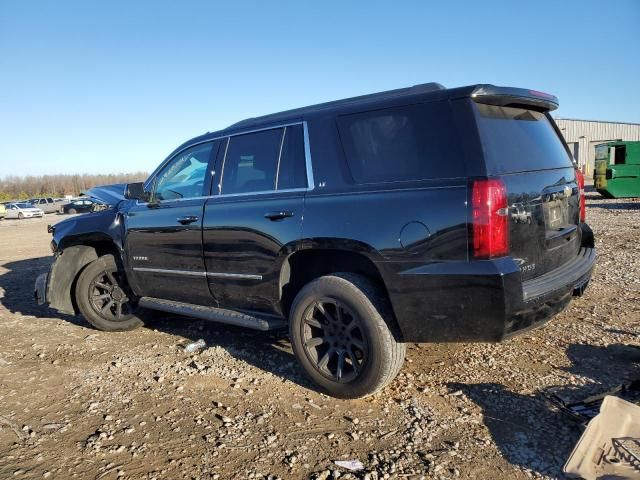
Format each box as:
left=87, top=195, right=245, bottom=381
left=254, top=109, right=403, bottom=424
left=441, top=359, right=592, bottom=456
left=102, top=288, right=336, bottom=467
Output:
left=502, top=168, right=581, bottom=280
left=472, top=101, right=581, bottom=280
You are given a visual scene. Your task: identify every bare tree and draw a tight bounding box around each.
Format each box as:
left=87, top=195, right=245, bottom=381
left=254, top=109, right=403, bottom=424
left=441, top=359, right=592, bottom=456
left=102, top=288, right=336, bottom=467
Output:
left=0, top=172, right=148, bottom=201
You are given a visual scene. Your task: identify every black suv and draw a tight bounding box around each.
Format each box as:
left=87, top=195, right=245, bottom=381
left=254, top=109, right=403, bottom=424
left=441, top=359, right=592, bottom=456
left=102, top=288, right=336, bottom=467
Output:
left=35, top=83, right=595, bottom=398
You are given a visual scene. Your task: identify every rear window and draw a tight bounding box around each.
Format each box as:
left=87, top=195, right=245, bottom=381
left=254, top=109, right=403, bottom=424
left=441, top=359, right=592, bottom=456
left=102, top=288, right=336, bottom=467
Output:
left=474, top=104, right=573, bottom=174
left=337, top=102, right=464, bottom=184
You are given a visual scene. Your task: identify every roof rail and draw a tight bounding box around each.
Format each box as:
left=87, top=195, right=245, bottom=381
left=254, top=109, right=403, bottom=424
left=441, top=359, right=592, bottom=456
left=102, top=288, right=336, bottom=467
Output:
left=227, top=82, right=446, bottom=130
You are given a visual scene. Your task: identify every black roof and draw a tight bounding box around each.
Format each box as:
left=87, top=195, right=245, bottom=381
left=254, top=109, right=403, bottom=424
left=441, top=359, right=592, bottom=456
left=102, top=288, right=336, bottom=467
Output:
left=165, top=82, right=466, bottom=161
left=226, top=82, right=447, bottom=132
left=165, top=82, right=541, bottom=166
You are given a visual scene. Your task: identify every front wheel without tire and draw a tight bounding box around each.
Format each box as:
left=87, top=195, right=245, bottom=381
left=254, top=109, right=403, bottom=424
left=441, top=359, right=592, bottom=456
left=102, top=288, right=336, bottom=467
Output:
left=289, top=273, right=405, bottom=399
left=75, top=254, right=145, bottom=331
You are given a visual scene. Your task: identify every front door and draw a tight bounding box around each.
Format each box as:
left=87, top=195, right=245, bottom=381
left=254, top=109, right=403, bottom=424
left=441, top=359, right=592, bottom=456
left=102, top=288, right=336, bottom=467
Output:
left=203, top=123, right=310, bottom=314
left=125, top=140, right=218, bottom=305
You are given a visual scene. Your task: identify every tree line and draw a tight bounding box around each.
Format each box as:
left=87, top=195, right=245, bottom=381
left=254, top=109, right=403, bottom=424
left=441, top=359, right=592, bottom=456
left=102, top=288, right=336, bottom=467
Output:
left=0, top=172, right=148, bottom=202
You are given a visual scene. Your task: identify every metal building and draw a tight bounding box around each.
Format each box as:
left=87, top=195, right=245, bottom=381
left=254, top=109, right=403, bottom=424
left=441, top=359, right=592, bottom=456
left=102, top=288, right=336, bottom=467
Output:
left=555, top=118, right=640, bottom=176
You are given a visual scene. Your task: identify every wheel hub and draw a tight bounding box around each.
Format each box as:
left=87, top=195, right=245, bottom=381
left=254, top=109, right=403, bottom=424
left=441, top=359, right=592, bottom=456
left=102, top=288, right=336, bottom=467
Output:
left=88, top=269, right=133, bottom=321
left=111, top=287, right=126, bottom=301
left=301, top=298, right=368, bottom=383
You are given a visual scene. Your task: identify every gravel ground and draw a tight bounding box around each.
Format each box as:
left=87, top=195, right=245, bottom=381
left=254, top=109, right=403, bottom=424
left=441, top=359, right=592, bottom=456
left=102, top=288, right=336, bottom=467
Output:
left=0, top=188, right=638, bottom=480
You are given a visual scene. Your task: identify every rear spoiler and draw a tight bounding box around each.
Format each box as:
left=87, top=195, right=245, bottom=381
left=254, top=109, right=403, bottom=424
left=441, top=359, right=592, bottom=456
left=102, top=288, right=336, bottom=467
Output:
left=471, top=85, right=559, bottom=112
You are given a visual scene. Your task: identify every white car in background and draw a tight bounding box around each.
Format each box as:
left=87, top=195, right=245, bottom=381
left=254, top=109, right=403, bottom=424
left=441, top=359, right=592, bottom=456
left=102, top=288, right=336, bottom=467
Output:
left=5, top=202, right=44, bottom=219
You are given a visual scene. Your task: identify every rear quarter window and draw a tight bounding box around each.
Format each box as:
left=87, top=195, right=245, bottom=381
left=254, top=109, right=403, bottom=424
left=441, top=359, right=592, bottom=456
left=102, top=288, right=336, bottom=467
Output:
left=337, top=102, right=464, bottom=184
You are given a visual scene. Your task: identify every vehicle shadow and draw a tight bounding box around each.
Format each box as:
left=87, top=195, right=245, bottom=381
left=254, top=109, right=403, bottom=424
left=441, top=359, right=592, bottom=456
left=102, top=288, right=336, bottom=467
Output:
left=0, top=256, right=318, bottom=393
left=449, top=342, right=640, bottom=478
left=0, top=256, right=86, bottom=327
left=144, top=314, right=319, bottom=393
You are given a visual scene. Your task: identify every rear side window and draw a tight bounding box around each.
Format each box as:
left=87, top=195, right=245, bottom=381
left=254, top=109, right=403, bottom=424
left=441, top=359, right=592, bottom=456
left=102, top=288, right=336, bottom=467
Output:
left=221, top=128, right=282, bottom=195
left=337, top=102, right=464, bottom=184
left=474, top=104, right=574, bottom=174
left=220, top=125, right=307, bottom=195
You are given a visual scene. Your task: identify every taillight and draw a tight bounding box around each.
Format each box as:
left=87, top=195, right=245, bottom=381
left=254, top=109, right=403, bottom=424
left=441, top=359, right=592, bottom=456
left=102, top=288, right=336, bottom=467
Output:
left=471, top=178, right=509, bottom=259
left=575, top=169, right=586, bottom=222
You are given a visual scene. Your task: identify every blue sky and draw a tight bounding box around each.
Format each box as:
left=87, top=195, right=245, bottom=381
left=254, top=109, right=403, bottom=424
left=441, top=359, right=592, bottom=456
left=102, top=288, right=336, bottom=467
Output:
left=1, top=0, right=639, bottom=176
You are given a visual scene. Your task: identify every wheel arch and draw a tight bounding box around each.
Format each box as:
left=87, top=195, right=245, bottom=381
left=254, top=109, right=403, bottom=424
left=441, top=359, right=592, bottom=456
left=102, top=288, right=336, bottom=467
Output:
left=49, top=234, right=125, bottom=315
left=278, top=244, right=401, bottom=339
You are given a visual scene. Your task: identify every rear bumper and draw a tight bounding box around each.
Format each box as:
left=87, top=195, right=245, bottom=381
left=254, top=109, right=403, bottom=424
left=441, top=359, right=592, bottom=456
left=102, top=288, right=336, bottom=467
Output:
left=522, top=247, right=595, bottom=302
left=383, top=247, right=596, bottom=343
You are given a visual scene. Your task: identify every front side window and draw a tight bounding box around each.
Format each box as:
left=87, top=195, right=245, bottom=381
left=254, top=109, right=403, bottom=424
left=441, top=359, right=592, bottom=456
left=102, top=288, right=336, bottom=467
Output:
left=155, top=143, right=213, bottom=201
left=337, top=102, right=464, bottom=184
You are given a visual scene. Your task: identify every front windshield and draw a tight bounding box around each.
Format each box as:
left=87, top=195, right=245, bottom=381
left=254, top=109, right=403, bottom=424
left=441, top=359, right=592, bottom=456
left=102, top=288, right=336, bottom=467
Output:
left=15, top=203, right=32, bottom=208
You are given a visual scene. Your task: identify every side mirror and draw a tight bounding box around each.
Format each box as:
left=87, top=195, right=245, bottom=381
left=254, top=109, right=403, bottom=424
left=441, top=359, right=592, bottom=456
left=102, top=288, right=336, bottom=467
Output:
left=124, top=182, right=150, bottom=201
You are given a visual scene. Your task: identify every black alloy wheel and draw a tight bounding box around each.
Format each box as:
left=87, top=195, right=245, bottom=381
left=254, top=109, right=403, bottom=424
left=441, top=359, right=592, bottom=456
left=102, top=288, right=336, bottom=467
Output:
left=301, top=297, right=369, bottom=383
left=75, top=254, right=145, bottom=331
left=289, top=273, right=406, bottom=398
left=88, top=269, right=134, bottom=321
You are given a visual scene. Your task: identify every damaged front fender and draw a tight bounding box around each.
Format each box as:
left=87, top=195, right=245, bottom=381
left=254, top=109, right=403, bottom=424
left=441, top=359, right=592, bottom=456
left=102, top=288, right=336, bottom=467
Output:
left=46, top=245, right=99, bottom=314
left=37, top=186, right=132, bottom=316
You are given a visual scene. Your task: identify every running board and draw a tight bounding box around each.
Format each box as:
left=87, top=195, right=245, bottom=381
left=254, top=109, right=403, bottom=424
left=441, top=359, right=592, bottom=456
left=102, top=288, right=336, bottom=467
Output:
left=138, top=297, right=287, bottom=331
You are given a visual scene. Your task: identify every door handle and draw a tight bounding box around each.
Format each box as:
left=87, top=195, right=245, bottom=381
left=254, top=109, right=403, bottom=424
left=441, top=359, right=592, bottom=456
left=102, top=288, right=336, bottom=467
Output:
left=264, top=210, right=294, bottom=221
left=177, top=215, right=199, bottom=225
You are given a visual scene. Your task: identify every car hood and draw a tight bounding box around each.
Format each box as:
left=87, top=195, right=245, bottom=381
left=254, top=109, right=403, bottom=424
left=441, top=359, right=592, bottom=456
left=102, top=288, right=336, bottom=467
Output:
left=83, top=183, right=126, bottom=207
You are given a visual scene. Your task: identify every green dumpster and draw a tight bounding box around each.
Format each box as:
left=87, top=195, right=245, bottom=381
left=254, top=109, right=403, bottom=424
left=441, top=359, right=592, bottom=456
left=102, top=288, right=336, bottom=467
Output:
left=594, top=141, right=640, bottom=198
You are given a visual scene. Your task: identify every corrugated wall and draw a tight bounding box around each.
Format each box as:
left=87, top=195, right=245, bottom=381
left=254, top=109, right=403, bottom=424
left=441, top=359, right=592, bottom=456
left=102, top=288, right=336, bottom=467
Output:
left=555, top=119, right=640, bottom=175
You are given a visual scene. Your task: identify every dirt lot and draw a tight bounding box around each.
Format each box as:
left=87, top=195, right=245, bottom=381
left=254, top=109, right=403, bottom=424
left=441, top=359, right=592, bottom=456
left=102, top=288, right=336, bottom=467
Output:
left=0, top=190, right=638, bottom=480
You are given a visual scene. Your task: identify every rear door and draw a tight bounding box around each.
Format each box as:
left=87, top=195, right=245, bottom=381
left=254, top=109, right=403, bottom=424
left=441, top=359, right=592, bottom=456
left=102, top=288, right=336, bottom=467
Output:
left=472, top=102, right=581, bottom=280
left=124, top=140, right=218, bottom=305
left=202, top=123, right=310, bottom=314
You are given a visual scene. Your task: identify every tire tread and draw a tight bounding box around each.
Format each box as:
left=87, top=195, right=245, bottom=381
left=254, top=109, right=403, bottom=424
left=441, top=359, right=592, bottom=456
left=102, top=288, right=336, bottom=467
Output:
left=289, top=272, right=405, bottom=398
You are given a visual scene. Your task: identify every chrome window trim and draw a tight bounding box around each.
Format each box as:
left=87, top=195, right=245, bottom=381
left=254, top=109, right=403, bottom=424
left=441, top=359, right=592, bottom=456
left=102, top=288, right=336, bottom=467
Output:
left=217, top=137, right=230, bottom=195
left=274, top=126, right=287, bottom=189
left=303, top=121, right=315, bottom=191
left=227, top=121, right=304, bottom=137
left=133, top=267, right=262, bottom=280
left=136, top=187, right=308, bottom=206
left=213, top=187, right=307, bottom=199
left=139, top=120, right=315, bottom=205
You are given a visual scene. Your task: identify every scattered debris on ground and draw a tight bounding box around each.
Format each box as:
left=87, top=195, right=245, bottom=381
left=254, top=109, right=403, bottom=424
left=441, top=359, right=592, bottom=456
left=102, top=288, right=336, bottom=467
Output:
left=0, top=191, right=638, bottom=479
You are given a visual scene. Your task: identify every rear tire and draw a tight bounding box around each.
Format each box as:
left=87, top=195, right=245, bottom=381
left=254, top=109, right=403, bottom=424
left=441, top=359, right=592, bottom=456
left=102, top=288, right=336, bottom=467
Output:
left=289, top=273, right=405, bottom=399
left=75, top=255, right=145, bottom=331
left=18, top=212, right=24, bottom=219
